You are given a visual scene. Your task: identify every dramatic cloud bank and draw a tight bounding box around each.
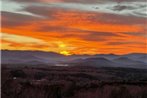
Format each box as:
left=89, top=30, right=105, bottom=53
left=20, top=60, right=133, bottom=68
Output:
left=1, top=0, right=147, bottom=54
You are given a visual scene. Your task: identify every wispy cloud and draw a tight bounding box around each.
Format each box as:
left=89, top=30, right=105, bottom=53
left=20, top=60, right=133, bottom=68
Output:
left=1, top=0, right=147, bottom=54
left=2, top=33, right=47, bottom=45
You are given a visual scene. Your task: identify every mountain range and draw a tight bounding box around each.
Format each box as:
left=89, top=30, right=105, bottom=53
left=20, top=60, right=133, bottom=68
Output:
left=1, top=50, right=147, bottom=69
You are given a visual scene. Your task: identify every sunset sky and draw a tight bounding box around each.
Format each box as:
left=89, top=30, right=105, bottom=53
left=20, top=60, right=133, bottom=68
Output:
left=1, top=0, right=147, bottom=55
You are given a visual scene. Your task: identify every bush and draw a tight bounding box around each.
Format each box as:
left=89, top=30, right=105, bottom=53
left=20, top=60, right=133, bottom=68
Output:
left=110, top=86, right=133, bottom=98
left=10, top=70, right=27, bottom=78
left=34, top=72, right=46, bottom=80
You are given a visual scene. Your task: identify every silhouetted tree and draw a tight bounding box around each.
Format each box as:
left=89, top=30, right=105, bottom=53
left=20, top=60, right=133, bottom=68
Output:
left=34, top=72, right=46, bottom=80
left=110, top=86, right=132, bottom=98
left=10, top=70, right=27, bottom=78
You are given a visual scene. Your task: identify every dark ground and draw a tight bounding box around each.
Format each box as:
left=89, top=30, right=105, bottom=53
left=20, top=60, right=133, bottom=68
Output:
left=1, top=65, right=147, bottom=98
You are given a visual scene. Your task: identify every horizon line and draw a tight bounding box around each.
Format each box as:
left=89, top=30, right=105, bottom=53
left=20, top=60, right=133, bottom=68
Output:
left=1, top=49, right=147, bottom=56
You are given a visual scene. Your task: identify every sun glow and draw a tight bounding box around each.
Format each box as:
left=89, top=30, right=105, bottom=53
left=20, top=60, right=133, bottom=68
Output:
left=60, top=51, right=71, bottom=56
left=59, top=44, right=66, bottom=48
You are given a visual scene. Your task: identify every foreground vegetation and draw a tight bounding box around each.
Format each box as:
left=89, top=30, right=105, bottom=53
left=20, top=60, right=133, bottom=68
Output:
left=2, top=65, right=147, bottom=98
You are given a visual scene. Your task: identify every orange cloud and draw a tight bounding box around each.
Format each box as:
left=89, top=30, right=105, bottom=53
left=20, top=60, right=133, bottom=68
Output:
left=1, top=8, right=147, bottom=55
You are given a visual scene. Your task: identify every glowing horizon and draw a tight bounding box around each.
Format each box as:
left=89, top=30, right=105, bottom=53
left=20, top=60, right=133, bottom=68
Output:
left=1, top=0, right=147, bottom=55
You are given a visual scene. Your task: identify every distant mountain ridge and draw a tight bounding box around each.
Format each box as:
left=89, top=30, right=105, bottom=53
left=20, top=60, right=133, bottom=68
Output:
left=1, top=50, right=65, bottom=65
left=1, top=50, right=147, bottom=69
left=67, top=57, right=118, bottom=67
left=1, top=50, right=147, bottom=57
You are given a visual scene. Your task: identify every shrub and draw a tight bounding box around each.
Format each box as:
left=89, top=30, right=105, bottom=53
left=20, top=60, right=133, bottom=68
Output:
left=34, top=72, right=46, bottom=80
left=10, top=70, right=27, bottom=78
